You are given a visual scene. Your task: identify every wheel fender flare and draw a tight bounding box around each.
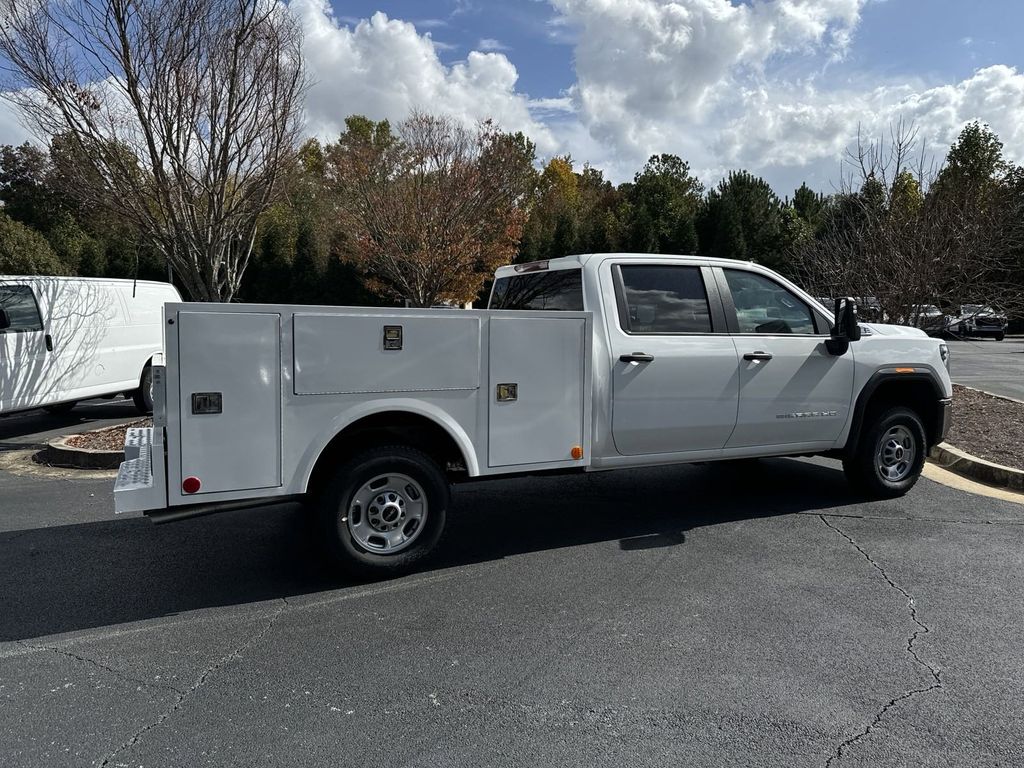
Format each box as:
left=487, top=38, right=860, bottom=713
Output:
left=298, top=399, right=480, bottom=492
left=846, top=367, right=944, bottom=454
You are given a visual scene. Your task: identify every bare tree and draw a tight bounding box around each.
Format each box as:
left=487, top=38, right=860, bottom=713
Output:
left=0, top=0, right=307, bottom=300
left=794, top=120, right=1024, bottom=329
left=327, top=113, right=536, bottom=307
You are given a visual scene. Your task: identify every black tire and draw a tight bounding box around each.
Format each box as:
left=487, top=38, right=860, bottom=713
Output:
left=316, top=446, right=450, bottom=579
left=995, top=332, right=1005, bottom=342
left=843, top=406, right=927, bottom=498
left=133, top=365, right=153, bottom=414
left=43, top=401, right=76, bottom=415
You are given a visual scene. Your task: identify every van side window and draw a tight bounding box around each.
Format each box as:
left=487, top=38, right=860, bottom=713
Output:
left=617, top=265, right=713, bottom=334
left=723, top=269, right=816, bottom=335
left=0, top=285, right=43, bottom=332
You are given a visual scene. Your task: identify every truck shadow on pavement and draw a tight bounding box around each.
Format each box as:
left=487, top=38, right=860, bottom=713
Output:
left=1, top=458, right=863, bottom=642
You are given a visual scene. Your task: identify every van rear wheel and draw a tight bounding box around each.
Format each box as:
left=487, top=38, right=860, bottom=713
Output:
left=843, top=406, right=926, bottom=498
left=316, top=446, right=449, bottom=579
left=133, top=366, right=153, bottom=414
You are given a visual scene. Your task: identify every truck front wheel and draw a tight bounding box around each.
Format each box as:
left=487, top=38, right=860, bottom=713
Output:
left=843, top=406, right=927, bottom=498
left=316, top=446, right=450, bottom=578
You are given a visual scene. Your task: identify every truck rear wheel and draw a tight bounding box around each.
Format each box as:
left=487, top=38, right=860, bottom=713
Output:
left=843, top=406, right=927, bottom=498
left=316, top=446, right=449, bottom=578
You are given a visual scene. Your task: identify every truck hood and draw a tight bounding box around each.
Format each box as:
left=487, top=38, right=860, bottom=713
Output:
left=862, top=323, right=929, bottom=338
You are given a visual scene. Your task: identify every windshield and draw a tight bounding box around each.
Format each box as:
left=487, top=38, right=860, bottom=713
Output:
left=961, top=304, right=995, bottom=315
left=489, top=269, right=584, bottom=311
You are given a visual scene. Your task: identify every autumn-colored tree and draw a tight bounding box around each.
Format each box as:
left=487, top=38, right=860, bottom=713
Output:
left=328, top=113, right=536, bottom=307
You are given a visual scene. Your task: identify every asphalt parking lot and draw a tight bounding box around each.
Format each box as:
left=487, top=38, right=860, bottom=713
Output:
left=2, top=449, right=1023, bottom=767
left=0, top=398, right=140, bottom=450
left=1, top=337, right=1022, bottom=767
left=946, top=337, right=1024, bottom=400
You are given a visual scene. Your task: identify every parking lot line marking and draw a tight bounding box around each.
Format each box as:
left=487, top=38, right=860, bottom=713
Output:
left=923, top=462, right=1024, bottom=506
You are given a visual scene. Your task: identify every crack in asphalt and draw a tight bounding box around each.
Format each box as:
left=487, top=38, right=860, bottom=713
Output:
left=818, top=514, right=943, bottom=767
left=17, top=640, right=186, bottom=696
left=800, top=510, right=1024, bottom=526
left=95, top=597, right=291, bottom=768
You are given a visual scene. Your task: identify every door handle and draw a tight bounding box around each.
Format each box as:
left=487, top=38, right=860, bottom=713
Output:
left=743, top=351, right=772, bottom=361
left=619, top=352, right=654, bottom=363
left=45, top=334, right=53, bottom=352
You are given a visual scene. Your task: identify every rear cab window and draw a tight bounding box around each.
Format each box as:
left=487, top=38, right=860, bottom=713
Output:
left=0, top=284, right=43, bottom=332
left=615, top=265, right=713, bottom=334
left=489, top=268, right=584, bottom=311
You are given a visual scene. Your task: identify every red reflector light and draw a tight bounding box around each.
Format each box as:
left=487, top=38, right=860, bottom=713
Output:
left=182, top=476, right=201, bottom=494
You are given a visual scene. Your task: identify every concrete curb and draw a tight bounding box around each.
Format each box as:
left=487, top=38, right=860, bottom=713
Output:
left=39, top=436, right=123, bottom=470
left=929, top=442, right=1024, bottom=492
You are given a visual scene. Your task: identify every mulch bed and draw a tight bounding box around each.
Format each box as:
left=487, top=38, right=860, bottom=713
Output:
left=947, top=384, right=1024, bottom=471
left=63, top=418, right=152, bottom=452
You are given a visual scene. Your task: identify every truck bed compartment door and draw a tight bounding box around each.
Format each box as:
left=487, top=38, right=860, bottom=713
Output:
left=488, top=316, right=587, bottom=467
left=177, top=311, right=281, bottom=494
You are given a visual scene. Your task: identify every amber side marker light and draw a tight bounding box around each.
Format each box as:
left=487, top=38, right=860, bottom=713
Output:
left=571, top=445, right=584, bottom=460
left=895, top=367, right=915, bottom=373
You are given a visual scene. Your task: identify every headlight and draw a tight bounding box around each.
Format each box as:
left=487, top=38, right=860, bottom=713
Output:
left=939, top=343, right=949, bottom=371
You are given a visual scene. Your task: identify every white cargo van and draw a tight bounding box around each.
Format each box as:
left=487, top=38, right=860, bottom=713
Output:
left=0, top=276, right=181, bottom=415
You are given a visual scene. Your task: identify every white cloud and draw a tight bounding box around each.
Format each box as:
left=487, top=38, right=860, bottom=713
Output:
left=0, top=99, right=34, bottom=148
left=477, top=38, right=510, bottom=52
left=547, top=0, right=868, bottom=168
left=715, top=65, right=1024, bottom=181
left=1, top=0, right=1022, bottom=198
left=542, top=0, right=1024, bottom=188
left=289, top=1, right=557, bottom=151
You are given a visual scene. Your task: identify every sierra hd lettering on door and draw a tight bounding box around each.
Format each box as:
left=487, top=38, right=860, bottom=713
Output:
left=607, top=263, right=740, bottom=456
left=719, top=268, right=854, bottom=448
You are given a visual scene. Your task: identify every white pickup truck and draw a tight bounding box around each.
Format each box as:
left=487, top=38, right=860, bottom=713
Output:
left=114, top=254, right=952, bottom=577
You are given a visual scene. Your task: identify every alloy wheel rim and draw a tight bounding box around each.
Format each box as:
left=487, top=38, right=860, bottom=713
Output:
left=347, top=473, right=427, bottom=554
left=876, top=425, right=916, bottom=482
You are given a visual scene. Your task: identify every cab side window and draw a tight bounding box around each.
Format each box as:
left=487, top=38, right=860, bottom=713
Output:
left=723, top=270, right=816, bottom=335
left=0, top=285, right=43, bottom=332
left=617, top=265, right=713, bottom=333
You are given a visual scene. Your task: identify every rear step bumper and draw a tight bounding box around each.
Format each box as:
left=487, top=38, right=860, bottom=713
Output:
left=114, top=427, right=166, bottom=514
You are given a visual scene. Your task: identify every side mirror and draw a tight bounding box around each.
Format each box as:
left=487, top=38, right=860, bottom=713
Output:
left=825, top=297, right=861, bottom=355
left=841, top=298, right=862, bottom=342
left=0, top=308, right=10, bottom=331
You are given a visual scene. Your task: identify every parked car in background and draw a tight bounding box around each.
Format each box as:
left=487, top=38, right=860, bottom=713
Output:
left=945, top=304, right=1007, bottom=341
left=857, top=296, right=883, bottom=323
left=0, top=276, right=181, bottom=415
left=911, top=304, right=946, bottom=336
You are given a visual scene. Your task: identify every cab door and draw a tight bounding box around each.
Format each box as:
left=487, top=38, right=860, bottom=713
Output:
left=606, top=262, right=739, bottom=456
left=717, top=267, right=854, bottom=448
left=0, top=283, right=50, bottom=412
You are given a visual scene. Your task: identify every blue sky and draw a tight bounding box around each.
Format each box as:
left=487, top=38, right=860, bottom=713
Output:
left=3, top=0, right=1023, bottom=196
left=334, top=0, right=1024, bottom=108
